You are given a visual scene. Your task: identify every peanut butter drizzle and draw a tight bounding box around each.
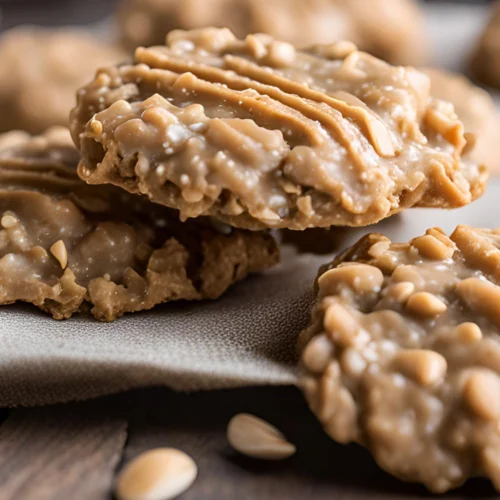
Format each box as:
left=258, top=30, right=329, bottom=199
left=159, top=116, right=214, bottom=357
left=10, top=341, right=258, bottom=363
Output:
left=223, top=54, right=396, bottom=156
left=71, top=28, right=485, bottom=230
left=137, top=47, right=396, bottom=157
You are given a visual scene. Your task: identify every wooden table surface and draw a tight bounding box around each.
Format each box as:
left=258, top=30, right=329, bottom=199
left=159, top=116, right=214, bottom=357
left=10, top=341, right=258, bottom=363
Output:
left=0, top=385, right=495, bottom=500
left=0, top=1, right=498, bottom=498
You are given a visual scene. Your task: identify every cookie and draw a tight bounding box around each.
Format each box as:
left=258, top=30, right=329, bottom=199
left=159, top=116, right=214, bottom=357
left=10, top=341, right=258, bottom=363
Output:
left=0, top=128, right=279, bottom=321
left=470, top=2, right=500, bottom=89
left=300, top=225, right=500, bottom=492
left=117, top=0, right=427, bottom=65
left=70, top=28, right=485, bottom=231
left=426, top=68, right=500, bottom=175
left=0, top=27, right=125, bottom=134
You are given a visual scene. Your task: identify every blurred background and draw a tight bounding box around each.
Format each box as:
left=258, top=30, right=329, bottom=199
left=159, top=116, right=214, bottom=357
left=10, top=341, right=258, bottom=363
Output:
left=0, top=1, right=494, bottom=31
left=0, top=0, right=495, bottom=75
left=0, top=0, right=120, bottom=28
left=0, top=0, right=499, bottom=158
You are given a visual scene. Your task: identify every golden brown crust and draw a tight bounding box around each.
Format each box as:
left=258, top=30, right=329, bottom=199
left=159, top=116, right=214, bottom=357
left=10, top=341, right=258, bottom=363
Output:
left=300, top=225, right=500, bottom=492
left=70, top=28, right=485, bottom=231
left=0, top=128, right=279, bottom=321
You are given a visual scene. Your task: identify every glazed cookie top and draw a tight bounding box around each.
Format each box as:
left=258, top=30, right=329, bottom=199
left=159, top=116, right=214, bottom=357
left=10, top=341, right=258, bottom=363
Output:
left=300, top=225, right=500, bottom=493
left=0, top=128, right=279, bottom=321
left=118, top=0, right=427, bottom=65
left=426, top=68, right=500, bottom=175
left=0, top=27, right=125, bottom=134
left=71, top=28, right=485, bottom=231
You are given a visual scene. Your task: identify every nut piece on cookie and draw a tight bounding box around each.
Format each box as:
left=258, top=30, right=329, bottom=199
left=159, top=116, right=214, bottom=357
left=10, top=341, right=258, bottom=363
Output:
left=0, top=128, right=279, bottom=321
left=70, top=28, right=485, bottom=231
left=425, top=68, right=500, bottom=175
left=299, top=225, right=500, bottom=492
left=117, top=0, right=427, bottom=65
left=0, top=27, right=125, bottom=134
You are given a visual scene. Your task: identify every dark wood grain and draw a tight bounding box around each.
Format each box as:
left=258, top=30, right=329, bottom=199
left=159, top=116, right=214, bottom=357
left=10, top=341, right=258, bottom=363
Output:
left=118, top=387, right=498, bottom=500
left=0, top=387, right=496, bottom=499
left=0, top=406, right=127, bottom=500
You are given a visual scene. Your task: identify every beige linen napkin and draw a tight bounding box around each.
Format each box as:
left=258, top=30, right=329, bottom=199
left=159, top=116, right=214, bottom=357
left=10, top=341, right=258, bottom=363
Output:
left=0, top=181, right=498, bottom=407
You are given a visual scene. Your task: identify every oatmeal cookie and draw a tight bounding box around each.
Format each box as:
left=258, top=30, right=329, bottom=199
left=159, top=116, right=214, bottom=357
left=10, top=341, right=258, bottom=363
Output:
left=300, top=225, right=500, bottom=492
left=71, top=28, right=485, bottom=231
left=0, top=127, right=279, bottom=321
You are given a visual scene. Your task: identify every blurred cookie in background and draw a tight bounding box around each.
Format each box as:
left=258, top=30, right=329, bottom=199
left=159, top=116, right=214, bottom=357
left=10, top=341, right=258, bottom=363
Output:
left=117, top=0, right=427, bottom=65
left=470, top=1, right=500, bottom=89
left=0, top=27, right=126, bottom=134
left=425, top=67, right=500, bottom=175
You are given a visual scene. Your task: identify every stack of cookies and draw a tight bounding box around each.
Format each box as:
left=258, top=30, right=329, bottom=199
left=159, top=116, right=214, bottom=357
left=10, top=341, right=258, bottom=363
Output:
left=2, top=0, right=500, bottom=494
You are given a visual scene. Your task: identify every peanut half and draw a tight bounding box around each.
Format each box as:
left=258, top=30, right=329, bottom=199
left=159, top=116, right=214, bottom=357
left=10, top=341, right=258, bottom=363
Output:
left=1, top=214, right=17, bottom=229
left=227, top=413, right=296, bottom=460
left=115, top=448, right=198, bottom=500
left=50, top=239, right=68, bottom=270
